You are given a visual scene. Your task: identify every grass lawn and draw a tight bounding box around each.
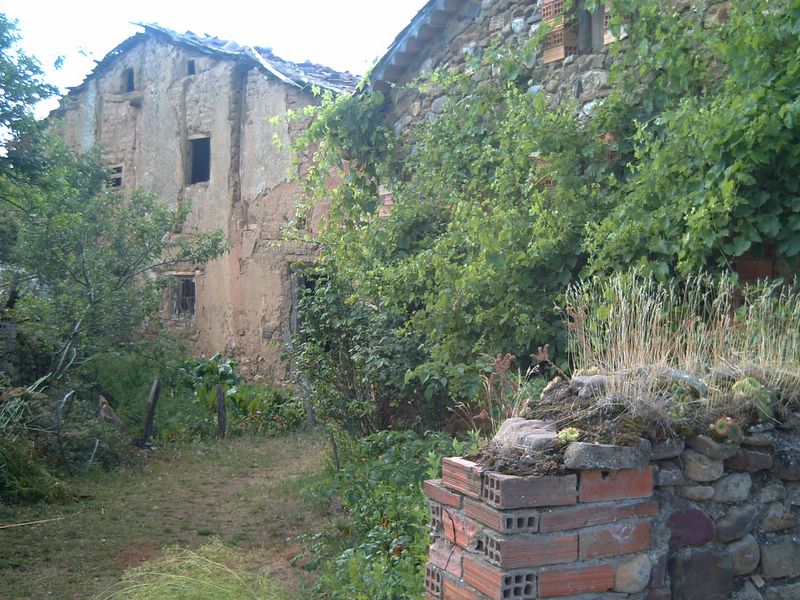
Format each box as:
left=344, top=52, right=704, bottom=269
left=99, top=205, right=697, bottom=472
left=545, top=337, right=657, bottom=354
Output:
left=0, top=432, right=329, bottom=599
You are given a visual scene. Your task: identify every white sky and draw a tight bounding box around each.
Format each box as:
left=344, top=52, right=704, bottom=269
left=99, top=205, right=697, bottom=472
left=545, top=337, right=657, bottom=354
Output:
left=4, top=0, right=425, bottom=112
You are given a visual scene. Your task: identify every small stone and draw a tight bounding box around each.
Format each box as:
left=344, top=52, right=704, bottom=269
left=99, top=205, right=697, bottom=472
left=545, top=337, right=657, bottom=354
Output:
left=430, top=95, right=450, bottom=113
left=760, top=535, right=800, bottom=578
left=682, top=449, right=724, bottom=482
left=758, top=483, right=786, bottom=503
left=511, top=17, right=526, bottom=33
left=491, top=417, right=556, bottom=450
left=765, top=582, right=800, bottom=600
left=713, top=472, right=752, bottom=503
left=725, top=449, right=774, bottom=472
left=728, top=534, right=760, bottom=575
left=564, top=441, right=649, bottom=470
left=614, top=553, right=651, bottom=593
left=786, top=483, right=800, bottom=506
left=410, top=101, right=421, bottom=117
left=678, top=485, right=716, bottom=501
left=752, top=573, right=765, bottom=587
left=651, top=438, right=684, bottom=460
left=667, top=507, right=716, bottom=547
left=742, top=433, right=773, bottom=447
left=716, top=505, right=760, bottom=542
left=669, top=546, right=734, bottom=600
left=733, top=581, right=763, bottom=600
left=687, top=435, right=740, bottom=460
left=774, top=441, right=800, bottom=480
left=654, top=462, right=684, bottom=486
left=760, top=501, right=794, bottom=532
left=393, top=115, right=412, bottom=136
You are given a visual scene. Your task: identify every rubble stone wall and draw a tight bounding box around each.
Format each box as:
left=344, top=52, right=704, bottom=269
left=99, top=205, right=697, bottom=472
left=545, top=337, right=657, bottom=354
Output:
left=425, top=426, right=800, bottom=599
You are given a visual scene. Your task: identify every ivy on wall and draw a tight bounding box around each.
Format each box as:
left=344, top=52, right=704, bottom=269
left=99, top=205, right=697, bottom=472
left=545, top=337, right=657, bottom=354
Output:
left=287, top=0, right=800, bottom=429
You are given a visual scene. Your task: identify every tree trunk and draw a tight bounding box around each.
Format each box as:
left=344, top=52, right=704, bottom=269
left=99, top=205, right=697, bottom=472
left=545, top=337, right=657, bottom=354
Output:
left=216, top=384, right=226, bottom=439
left=140, top=377, right=161, bottom=445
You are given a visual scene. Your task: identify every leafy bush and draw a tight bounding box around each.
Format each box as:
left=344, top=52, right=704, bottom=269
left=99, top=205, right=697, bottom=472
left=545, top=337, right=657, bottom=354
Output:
left=96, top=539, right=285, bottom=600
left=0, top=437, right=73, bottom=503
left=303, top=430, right=480, bottom=599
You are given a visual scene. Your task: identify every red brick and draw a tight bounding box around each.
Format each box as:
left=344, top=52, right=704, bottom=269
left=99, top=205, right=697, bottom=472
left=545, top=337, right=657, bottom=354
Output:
left=425, top=479, right=464, bottom=508
left=428, top=539, right=463, bottom=578
left=579, top=467, right=653, bottom=502
left=443, top=457, right=484, bottom=499
left=443, top=576, right=483, bottom=600
left=463, top=556, right=536, bottom=600
left=539, top=499, right=658, bottom=532
left=442, top=509, right=482, bottom=549
left=538, top=563, right=614, bottom=597
left=481, top=532, right=577, bottom=569
left=464, top=498, right=539, bottom=533
left=425, top=564, right=443, bottom=598
left=579, top=520, right=651, bottom=559
left=482, top=471, right=577, bottom=509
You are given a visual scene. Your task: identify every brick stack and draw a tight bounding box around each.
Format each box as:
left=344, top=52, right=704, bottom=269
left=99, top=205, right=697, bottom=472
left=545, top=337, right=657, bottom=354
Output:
left=423, top=457, right=657, bottom=599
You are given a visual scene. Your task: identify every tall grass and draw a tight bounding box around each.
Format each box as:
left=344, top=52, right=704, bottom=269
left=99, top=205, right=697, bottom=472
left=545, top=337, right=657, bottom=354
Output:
left=96, top=539, right=284, bottom=600
left=563, top=272, right=800, bottom=422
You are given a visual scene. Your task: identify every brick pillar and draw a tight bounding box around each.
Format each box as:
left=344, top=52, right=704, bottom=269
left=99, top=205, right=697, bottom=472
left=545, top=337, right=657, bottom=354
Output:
left=424, top=457, right=657, bottom=599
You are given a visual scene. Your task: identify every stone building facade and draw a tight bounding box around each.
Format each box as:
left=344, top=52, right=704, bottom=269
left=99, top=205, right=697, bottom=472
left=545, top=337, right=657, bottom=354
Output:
left=53, top=25, right=357, bottom=379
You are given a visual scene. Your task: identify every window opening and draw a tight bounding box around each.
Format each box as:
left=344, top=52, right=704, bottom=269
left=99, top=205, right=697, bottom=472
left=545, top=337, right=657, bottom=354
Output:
left=108, top=165, right=123, bottom=189
left=168, top=276, right=196, bottom=319
left=188, top=137, right=211, bottom=184
left=123, top=68, right=135, bottom=92
left=187, top=59, right=196, bottom=76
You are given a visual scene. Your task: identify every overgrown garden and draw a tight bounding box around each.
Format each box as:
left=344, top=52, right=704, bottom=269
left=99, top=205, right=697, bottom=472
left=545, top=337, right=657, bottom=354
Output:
left=2, top=0, right=800, bottom=598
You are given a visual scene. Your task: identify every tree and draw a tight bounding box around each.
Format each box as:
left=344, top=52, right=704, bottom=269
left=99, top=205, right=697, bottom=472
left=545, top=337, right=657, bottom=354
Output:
left=0, top=13, right=227, bottom=383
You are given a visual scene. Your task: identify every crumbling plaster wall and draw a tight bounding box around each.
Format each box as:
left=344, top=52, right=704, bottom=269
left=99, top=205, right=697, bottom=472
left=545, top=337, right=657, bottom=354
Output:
left=55, top=36, right=321, bottom=379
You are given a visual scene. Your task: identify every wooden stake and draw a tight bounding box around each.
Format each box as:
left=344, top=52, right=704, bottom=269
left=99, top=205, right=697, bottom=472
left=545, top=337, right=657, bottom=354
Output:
left=141, top=377, right=161, bottom=445
left=216, top=384, right=227, bottom=439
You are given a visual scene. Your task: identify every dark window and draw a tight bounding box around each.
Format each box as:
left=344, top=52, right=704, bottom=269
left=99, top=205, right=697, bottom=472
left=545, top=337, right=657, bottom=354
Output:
left=188, top=137, right=211, bottom=184
left=168, top=276, right=196, bottom=319
left=108, top=165, right=123, bottom=188
left=123, top=68, right=135, bottom=92
left=187, top=59, right=196, bottom=75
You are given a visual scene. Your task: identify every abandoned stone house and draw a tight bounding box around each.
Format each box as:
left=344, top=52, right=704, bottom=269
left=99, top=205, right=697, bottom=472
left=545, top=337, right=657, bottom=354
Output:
left=53, top=24, right=358, bottom=379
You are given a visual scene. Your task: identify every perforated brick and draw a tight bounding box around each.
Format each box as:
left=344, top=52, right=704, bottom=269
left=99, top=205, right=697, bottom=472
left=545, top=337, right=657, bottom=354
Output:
left=538, top=563, right=615, bottom=597
left=443, top=576, right=483, bottom=600
left=482, top=472, right=577, bottom=509
left=579, top=467, right=653, bottom=503
left=428, top=539, right=463, bottom=578
left=463, top=556, right=536, bottom=600
left=476, top=531, right=577, bottom=569
left=579, top=520, right=651, bottom=560
left=442, top=457, right=484, bottom=498
left=430, top=501, right=443, bottom=535
left=424, top=479, right=463, bottom=508
left=539, top=499, right=658, bottom=533
left=425, top=564, right=443, bottom=598
left=464, top=498, right=539, bottom=533
left=442, top=509, right=481, bottom=549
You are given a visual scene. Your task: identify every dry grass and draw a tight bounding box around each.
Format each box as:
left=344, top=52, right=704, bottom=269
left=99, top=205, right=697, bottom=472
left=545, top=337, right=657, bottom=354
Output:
left=563, top=272, right=800, bottom=425
left=0, top=432, right=328, bottom=600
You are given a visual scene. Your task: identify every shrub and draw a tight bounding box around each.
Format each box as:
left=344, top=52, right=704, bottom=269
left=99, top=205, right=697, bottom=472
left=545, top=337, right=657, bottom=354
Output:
left=303, top=429, right=480, bottom=599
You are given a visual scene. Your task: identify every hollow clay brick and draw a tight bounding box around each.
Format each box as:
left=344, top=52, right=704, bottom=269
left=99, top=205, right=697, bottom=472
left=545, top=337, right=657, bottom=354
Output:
left=425, top=478, right=464, bottom=508
left=539, top=499, right=658, bottom=532
left=538, top=563, right=615, bottom=597
left=579, top=467, right=653, bottom=502
left=579, top=520, right=651, bottom=559
left=443, top=457, right=484, bottom=498
left=482, top=471, right=577, bottom=509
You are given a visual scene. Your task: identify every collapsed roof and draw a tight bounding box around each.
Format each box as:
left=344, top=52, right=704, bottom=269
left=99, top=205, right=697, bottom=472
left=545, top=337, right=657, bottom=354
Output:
left=69, top=23, right=360, bottom=96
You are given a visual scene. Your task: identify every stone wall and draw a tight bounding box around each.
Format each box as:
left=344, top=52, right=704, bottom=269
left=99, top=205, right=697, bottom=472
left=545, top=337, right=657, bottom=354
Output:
left=383, top=0, right=614, bottom=137
left=424, top=425, right=800, bottom=599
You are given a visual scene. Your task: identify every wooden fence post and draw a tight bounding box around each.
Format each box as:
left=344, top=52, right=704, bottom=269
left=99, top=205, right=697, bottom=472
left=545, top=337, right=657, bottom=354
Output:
left=216, top=383, right=227, bottom=439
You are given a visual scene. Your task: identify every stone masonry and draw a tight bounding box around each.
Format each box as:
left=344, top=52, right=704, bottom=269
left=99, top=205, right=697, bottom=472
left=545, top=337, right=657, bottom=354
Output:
left=425, top=421, right=800, bottom=599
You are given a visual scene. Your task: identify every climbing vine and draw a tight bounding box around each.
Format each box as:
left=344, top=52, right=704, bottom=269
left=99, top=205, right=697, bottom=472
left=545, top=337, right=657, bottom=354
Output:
left=289, top=0, right=800, bottom=428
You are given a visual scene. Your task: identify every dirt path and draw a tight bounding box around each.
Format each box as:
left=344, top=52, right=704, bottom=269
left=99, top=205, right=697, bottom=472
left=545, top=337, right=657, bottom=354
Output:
left=0, top=432, right=329, bottom=599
